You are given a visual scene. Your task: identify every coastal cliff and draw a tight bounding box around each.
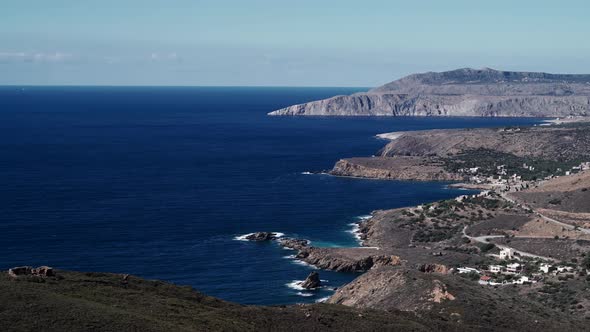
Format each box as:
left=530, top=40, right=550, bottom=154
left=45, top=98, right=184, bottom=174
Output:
left=269, top=68, right=590, bottom=117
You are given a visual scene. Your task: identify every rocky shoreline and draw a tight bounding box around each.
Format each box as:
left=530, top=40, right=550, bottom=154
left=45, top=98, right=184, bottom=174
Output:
left=279, top=237, right=402, bottom=273
left=239, top=117, right=590, bottom=328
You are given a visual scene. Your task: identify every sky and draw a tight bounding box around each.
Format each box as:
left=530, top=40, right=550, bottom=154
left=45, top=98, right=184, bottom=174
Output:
left=2, top=0, right=590, bottom=86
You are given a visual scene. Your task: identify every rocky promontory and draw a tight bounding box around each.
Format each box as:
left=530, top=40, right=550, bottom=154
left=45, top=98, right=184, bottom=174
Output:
left=269, top=68, right=590, bottom=117
left=278, top=237, right=402, bottom=272
left=296, top=247, right=402, bottom=272
left=330, top=157, right=465, bottom=181
left=327, top=124, right=590, bottom=182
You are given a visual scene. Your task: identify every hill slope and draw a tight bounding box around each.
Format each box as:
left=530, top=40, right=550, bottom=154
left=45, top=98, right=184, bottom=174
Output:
left=0, top=269, right=462, bottom=332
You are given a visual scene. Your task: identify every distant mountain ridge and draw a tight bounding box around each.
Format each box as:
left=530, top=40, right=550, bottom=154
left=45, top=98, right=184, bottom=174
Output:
left=269, top=68, right=590, bottom=117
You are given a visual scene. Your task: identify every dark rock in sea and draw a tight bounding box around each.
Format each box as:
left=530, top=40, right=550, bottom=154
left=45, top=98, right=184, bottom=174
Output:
left=300, top=271, right=321, bottom=289
left=245, top=232, right=278, bottom=242
left=278, top=238, right=309, bottom=250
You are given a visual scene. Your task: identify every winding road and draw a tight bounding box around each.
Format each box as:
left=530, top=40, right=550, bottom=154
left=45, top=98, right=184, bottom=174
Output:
left=500, top=192, right=590, bottom=235
left=461, top=226, right=557, bottom=261
left=461, top=190, right=590, bottom=262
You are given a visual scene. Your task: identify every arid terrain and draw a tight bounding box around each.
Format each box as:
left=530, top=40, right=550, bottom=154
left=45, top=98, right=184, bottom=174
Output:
left=331, top=123, right=590, bottom=182
left=271, top=121, right=590, bottom=329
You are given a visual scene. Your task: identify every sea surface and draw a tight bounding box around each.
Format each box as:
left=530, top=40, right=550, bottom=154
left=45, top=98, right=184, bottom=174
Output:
left=0, top=86, right=544, bottom=304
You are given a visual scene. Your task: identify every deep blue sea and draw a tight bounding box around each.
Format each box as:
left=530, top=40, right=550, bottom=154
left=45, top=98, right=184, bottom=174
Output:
left=0, top=86, right=543, bottom=304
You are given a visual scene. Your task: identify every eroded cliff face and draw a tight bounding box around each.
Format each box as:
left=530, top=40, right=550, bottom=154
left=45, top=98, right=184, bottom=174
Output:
left=269, top=68, right=590, bottom=117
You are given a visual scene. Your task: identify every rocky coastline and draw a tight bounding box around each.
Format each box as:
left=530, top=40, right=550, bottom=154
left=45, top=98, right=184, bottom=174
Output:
left=238, top=116, right=590, bottom=328
left=10, top=121, right=590, bottom=331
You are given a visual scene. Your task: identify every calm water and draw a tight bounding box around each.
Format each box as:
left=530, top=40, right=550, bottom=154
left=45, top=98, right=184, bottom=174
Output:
left=0, top=86, right=543, bottom=304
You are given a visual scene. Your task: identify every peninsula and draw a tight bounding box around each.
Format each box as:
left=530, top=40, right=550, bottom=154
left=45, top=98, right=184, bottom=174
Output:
left=269, top=68, right=590, bottom=118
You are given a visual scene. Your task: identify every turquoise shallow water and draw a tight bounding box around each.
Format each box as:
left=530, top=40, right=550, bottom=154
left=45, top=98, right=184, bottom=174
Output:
left=0, top=86, right=543, bottom=304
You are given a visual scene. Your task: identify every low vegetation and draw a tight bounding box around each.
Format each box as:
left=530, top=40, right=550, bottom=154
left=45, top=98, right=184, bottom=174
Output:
left=444, top=148, right=586, bottom=181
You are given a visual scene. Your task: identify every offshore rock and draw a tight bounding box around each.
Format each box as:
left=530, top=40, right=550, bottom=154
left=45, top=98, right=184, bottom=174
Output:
left=245, top=232, right=278, bottom=242
left=300, top=271, right=321, bottom=289
left=278, top=238, right=310, bottom=250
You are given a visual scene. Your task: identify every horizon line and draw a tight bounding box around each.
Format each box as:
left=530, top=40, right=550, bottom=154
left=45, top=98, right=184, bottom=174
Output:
left=0, top=84, right=373, bottom=89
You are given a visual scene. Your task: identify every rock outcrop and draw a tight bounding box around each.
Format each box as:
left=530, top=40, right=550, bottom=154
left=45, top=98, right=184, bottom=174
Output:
left=417, top=264, right=451, bottom=274
left=327, top=267, right=456, bottom=311
left=295, top=247, right=401, bottom=272
left=269, top=68, right=590, bottom=117
left=278, top=238, right=309, bottom=250
left=8, top=266, right=55, bottom=279
left=244, top=232, right=278, bottom=242
left=300, top=271, right=321, bottom=289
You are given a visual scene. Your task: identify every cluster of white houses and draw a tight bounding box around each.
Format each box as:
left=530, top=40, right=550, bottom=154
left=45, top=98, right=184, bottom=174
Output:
left=461, top=161, right=590, bottom=191
left=456, top=248, right=578, bottom=286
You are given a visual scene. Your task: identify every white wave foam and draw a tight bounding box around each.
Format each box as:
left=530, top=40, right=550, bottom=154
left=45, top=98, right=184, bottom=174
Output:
left=286, top=280, right=305, bottom=291
left=291, top=259, right=319, bottom=269
left=233, top=232, right=285, bottom=241
left=296, top=292, right=314, bottom=297
left=347, top=222, right=363, bottom=243
left=315, top=296, right=330, bottom=303
left=301, top=171, right=312, bottom=175
left=283, top=254, right=297, bottom=259
left=356, top=215, right=372, bottom=220
left=376, top=132, right=403, bottom=140
left=233, top=233, right=255, bottom=241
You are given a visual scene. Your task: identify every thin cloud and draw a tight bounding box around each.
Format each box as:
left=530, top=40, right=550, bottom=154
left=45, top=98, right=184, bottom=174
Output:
left=149, top=52, right=181, bottom=62
left=0, top=52, right=74, bottom=63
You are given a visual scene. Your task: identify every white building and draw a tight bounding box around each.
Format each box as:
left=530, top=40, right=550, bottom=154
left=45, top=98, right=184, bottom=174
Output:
left=539, top=263, right=552, bottom=274
left=499, top=248, right=515, bottom=260
left=506, top=263, right=521, bottom=274
left=556, top=266, right=574, bottom=273
left=489, top=265, right=502, bottom=274
left=513, top=276, right=534, bottom=284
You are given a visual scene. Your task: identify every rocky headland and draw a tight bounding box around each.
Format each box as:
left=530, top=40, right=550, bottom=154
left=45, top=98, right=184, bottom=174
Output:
left=330, top=157, right=464, bottom=181
left=330, top=123, right=590, bottom=181
left=269, top=68, right=590, bottom=117
left=279, top=237, right=402, bottom=272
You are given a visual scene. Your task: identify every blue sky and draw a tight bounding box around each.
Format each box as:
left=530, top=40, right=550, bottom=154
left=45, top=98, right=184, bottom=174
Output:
left=2, top=0, right=590, bottom=86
